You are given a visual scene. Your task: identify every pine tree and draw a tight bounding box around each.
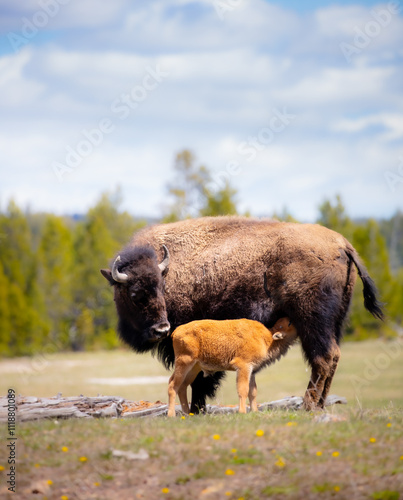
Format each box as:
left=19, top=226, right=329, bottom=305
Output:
left=71, top=190, right=144, bottom=349
left=0, top=201, right=49, bottom=355
left=164, top=150, right=239, bottom=220
left=163, top=150, right=211, bottom=221
left=317, top=194, right=354, bottom=240
left=316, top=197, right=391, bottom=339
left=0, top=262, right=11, bottom=355
left=200, top=180, right=238, bottom=216
left=37, top=215, right=74, bottom=346
left=379, top=210, right=403, bottom=272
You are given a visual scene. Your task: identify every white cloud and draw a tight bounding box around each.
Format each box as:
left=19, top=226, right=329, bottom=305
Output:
left=333, top=113, right=403, bottom=142
left=0, top=0, right=131, bottom=32
left=0, top=0, right=402, bottom=221
left=0, top=48, right=45, bottom=107
left=274, top=65, right=396, bottom=108
left=315, top=6, right=369, bottom=37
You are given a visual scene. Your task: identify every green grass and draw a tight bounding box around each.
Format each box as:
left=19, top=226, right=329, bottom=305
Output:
left=1, top=339, right=403, bottom=408
left=1, top=339, right=403, bottom=498
left=1, top=409, right=403, bottom=499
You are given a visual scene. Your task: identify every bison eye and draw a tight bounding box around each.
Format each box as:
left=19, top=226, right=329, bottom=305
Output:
left=131, top=289, right=145, bottom=302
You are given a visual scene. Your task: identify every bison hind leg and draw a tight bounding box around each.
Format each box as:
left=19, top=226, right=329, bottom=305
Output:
left=318, top=339, right=341, bottom=408
left=299, top=326, right=341, bottom=411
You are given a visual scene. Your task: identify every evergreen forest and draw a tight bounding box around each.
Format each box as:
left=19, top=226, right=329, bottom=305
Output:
left=1, top=151, right=402, bottom=357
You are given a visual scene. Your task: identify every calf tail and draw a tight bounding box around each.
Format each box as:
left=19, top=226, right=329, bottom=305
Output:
left=346, top=249, right=384, bottom=321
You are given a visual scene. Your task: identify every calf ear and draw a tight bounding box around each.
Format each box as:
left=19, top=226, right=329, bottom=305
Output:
left=100, top=269, right=115, bottom=285
left=273, top=332, right=284, bottom=340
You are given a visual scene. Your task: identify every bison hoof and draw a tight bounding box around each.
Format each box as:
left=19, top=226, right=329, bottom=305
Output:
left=302, top=396, right=324, bottom=412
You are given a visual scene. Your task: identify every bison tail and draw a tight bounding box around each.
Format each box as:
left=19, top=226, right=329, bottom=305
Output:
left=346, top=249, right=384, bottom=321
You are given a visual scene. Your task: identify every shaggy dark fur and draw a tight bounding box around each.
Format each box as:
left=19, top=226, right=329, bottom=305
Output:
left=101, top=216, right=384, bottom=412
left=101, top=245, right=170, bottom=351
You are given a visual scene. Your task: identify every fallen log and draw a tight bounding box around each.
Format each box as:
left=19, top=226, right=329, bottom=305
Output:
left=0, top=394, right=347, bottom=422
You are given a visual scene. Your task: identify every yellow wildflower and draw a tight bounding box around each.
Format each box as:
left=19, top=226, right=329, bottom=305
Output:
left=0, top=466, right=5, bottom=471
left=334, top=486, right=340, bottom=492
left=275, top=457, right=286, bottom=468
left=231, top=448, right=237, bottom=453
left=94, top=482, right=100, bottom=487
left=61, top=446, right=68, bottom=452
left=79, top=456, right=87, bottom=462
left=47, top=480, right=53, bottom=485
left=316, top=451, right=322, bottom=457
left=61, top=496, right=68, bottom=500
left=213, top=434, right=220, bottom=440
left=181, top=416, right=185, bottom=420
left=369, top=437, right=376, bottom=443
left=225, top=468, right=235, bottom=475
left=161, top=487, right=169, bottom=494
left=387, top=423, right=392, bottom=428
left=256, top=429, right=264, bottom=437
left=189, top=413, right=194, bottom=416
left=332, top=451, right=340, bottom=457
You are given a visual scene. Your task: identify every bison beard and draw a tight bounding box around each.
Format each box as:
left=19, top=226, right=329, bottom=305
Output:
left=101, top=216, right=383, bottom=412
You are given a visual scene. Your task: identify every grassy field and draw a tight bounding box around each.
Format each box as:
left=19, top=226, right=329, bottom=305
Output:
left=1, top=339, right=403, bottom=499
left=1, top=339, right=403, bottom=408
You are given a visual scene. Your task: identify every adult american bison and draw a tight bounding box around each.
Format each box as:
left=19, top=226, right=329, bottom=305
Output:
left=101, top=216, right=383, bottom=411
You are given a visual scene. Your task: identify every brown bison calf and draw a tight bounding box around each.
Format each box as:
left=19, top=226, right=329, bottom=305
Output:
left=167, top=318, right=297, bottom=417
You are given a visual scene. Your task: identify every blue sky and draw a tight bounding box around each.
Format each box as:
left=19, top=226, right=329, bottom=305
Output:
left=0, top=0, right=402, bottom=221
left=268, top=0, right=380, bottom=11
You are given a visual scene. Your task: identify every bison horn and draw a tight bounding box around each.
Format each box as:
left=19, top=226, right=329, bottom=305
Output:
left=263, top=271, right=271, bottom=298
left=158, top=245, right=170, bottom=273
left=111, top=256, right=129, bottom=283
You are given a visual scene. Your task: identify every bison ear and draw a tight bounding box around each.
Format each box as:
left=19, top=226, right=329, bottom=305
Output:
left=100, top=269, right=115, bottom=285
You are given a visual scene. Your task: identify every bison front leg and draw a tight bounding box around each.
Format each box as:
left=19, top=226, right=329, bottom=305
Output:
left=190, top=371, right=226, bottom=414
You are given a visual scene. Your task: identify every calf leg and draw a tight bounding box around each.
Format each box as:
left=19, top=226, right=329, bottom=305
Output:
left=177, top=365, right=201, bottom=415
left=248, top=373, right=258, bottom=412
left=168, top=356, right=195, bottom=417
left=235, top=362, right=252, bottom=414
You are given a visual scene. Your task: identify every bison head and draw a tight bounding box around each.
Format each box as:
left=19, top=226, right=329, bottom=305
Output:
left=100, top=245, right=171, bottom=352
